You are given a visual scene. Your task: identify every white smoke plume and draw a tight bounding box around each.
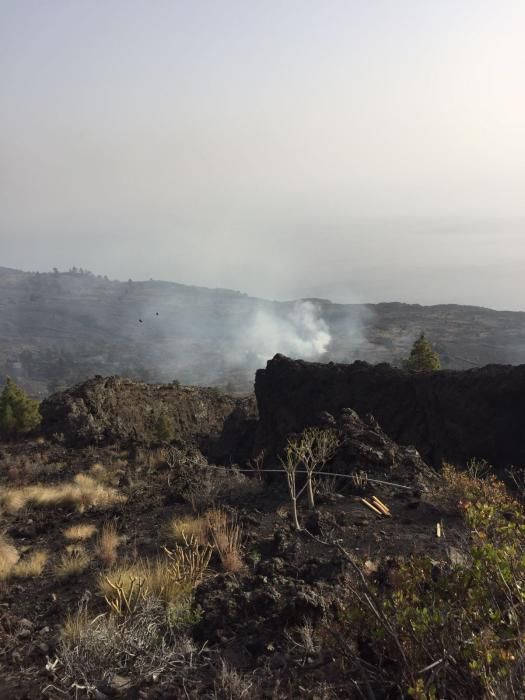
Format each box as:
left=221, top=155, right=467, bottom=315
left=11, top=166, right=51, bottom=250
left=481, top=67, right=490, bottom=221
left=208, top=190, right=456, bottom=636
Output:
left=241, top=301, right=331, bottom=364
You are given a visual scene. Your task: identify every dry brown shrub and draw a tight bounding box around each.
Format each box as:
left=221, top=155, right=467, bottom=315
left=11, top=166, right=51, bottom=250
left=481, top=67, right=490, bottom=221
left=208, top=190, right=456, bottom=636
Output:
left=58, top=596, right=199, bottom=690
left=96, top=522, right=120, bottom=568
left=13, top=550, right=48, bottom=577
left=0, top=536, right=19, bottom=579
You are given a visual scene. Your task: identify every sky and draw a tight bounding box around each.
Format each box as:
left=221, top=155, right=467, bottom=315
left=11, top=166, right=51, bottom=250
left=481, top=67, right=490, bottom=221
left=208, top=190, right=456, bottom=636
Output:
left=1, top=0, right=524, bottom=309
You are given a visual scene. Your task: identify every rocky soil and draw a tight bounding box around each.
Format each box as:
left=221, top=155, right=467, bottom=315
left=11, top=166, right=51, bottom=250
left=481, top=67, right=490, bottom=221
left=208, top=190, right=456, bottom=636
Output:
left=1, top=359, right=524, bottom=697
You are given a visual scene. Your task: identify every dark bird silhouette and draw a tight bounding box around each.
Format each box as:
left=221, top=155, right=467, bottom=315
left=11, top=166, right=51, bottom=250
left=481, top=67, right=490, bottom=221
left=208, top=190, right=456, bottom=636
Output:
left=155, top=312, right=159, bottom=316
left=138, top=319, right=143, bottom=323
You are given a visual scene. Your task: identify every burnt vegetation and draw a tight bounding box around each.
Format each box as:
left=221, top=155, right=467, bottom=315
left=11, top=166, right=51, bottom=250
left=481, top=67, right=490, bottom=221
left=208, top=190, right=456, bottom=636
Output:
left=1, top=359, right=525, bottom=699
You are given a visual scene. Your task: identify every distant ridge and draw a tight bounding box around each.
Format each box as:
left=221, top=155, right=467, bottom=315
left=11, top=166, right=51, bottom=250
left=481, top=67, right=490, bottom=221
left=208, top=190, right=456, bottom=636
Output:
left=1, top=266, right=524, bottom=397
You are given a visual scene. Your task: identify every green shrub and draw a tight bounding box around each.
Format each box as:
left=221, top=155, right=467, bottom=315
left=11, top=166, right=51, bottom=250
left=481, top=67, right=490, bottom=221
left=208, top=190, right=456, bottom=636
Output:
left=0, top=377, right=41, bottom=438
left=333, top=468, right=525, bottom=699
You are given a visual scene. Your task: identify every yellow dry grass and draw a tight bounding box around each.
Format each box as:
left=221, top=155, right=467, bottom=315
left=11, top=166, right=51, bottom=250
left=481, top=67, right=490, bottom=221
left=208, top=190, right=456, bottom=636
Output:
left=99, top=558, right=189, bottom=606
left=0, top=473, right=126, bottom=514
left=206, top=509, right=244, bottom=573
left=0, top=536, right=19, bottom=580
left=60, top=606, right=90, bottom=643
left=64, top=523, right=97, bottom=541
left=170, top=514, right=208, bottom=545
left=13, top=550, right=48, bottom=577
left=55, top=546, right=91, bottom=578
left=100, top=536, right=212, bottom=612
left=96, top=522, right=120, bottom=568
left=89, top=462, right=109, bottom=483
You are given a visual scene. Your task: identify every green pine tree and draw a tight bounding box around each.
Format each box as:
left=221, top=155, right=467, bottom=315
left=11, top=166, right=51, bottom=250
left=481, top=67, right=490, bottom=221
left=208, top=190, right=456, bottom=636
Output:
left=403, top=333, right=441, bottom=372
left=0, top=378, right=41, bottom=438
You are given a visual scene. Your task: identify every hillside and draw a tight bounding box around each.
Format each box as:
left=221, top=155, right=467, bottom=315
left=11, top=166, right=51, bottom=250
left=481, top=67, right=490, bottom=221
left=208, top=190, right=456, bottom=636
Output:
left=1, top=266, right=525, bottom=397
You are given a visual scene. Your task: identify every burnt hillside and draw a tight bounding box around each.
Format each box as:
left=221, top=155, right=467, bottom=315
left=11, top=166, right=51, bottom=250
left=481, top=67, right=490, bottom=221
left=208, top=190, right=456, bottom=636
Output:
left=2, top=266, right=525, bottom=397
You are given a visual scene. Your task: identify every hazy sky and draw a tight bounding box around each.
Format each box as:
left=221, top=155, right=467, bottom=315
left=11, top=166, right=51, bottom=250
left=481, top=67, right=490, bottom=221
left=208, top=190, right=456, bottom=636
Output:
left=1, top=1, right=524, bottom=309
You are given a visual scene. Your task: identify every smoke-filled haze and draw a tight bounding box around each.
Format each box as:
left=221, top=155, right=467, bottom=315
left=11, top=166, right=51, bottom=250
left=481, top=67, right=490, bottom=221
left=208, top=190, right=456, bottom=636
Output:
left=1, top=1, right=524, bottom=309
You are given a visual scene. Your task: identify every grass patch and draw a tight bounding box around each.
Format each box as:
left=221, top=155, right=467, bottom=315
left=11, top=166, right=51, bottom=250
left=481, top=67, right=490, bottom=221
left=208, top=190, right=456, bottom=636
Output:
left=64, top=523, right=97, bottom=541
left=170, top=514, right=208, bottom=545
left=55, top=546, right=91, bottom=578
left=13, top=549, right=48, bottom=577
left=100, top=538, right=212, bottom=614
left=96, top=522, right=119, bottom=568
left=207, top=509, right=244, bottom=573
left=0, top=536, right=19, bottom=580
left=58, top=597, right=199, bottom=691
left=0, top=473, right=126, bottom=513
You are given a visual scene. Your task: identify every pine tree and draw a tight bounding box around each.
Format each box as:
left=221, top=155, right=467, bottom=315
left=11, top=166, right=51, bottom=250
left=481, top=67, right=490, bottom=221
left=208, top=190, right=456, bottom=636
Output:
left=0, top=378, right=41, bottom=438
left=403, top=333, right=441, bottom=372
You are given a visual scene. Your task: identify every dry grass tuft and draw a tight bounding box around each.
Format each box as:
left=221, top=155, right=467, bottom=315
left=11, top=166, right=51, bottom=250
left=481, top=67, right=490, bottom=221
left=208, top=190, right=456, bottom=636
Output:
left=214, top=659, right=254, bottom=698
left=55, top=546, right=91, bottom=578
left=170, top=514, right=208, bottom=545
left=99, top=558, right=188, bottom=609
left=207, top=509, right=244, bottom=573
left=89, top=462, right=109, bottom=483
left=0, top=536, right=19, bottom=580
left=60, top=604, right=91, bottom=644
left=100, top=538, right=212, bottom=612
left=64, top=523, right=97, bottom=541
left=96, top=522, right=120, bottom=568
left=13, top=550, right=48, bottom=577
left=0, top=473, right=126, bottom=514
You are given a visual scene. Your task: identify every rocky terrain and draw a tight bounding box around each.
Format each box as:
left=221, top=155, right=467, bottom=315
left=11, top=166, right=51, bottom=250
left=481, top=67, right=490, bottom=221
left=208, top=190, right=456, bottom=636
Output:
left=1, top=360, right=525, bottom=698
left=255, top=354, right=525, bottom=470
left=2, top=266, right=525, bottom=398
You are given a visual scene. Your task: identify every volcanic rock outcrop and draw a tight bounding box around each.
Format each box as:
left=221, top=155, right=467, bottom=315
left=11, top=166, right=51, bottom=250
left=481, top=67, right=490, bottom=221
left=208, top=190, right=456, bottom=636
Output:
left=255, top=354, right=525, bottom=469
left=41, top=375, right=257, bottom=461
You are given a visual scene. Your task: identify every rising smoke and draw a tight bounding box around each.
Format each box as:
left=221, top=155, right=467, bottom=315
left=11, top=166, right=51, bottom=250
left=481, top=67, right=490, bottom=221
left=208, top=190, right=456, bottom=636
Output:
left=240, top=301, right=331, bottom=363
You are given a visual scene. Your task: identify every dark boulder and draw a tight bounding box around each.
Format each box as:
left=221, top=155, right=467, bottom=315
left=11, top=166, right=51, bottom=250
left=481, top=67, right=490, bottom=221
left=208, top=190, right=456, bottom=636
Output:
left=255, top=354, right=525, bottom=469
left=40, top=375, right=257, bottom=462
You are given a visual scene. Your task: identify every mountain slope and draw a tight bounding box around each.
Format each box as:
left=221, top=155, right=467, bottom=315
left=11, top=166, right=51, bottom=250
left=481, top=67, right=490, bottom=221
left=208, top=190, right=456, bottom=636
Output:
left=1, top=267, right=525, bottom=396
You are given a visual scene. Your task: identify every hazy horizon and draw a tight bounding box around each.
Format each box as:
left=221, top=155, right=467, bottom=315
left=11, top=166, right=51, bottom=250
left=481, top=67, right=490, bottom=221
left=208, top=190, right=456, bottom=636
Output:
left=1, top=2, right=524, bottom=310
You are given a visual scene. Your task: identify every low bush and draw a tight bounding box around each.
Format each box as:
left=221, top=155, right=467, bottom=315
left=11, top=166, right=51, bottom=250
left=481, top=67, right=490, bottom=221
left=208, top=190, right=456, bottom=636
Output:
left=331, top=466, right=525, bottom=699
left=58, top=597, right=200, bottom=692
